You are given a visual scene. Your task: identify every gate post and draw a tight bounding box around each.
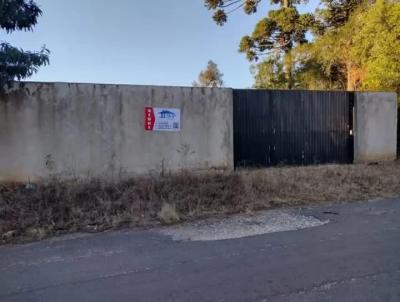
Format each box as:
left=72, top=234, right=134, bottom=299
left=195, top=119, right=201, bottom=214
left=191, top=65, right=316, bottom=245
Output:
left=353, top=92, right=398, bottom=163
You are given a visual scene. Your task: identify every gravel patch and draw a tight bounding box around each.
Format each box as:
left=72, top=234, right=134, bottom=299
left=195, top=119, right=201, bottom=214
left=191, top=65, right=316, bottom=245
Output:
left=160, top=210, right=329, bottom=241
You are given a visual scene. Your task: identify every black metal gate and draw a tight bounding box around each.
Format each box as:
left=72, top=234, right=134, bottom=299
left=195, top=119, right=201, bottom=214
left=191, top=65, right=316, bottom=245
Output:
left=233, top=90, right=354, bottom=168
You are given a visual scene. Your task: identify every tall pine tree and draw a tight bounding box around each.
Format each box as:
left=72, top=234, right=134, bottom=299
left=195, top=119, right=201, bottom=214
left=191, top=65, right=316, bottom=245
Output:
left=204, top=0, right=314, bottom=89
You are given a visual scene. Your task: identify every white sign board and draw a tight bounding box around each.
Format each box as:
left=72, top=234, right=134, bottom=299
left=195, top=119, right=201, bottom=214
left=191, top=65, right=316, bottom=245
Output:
left=144, top=107, right=181, bottom=132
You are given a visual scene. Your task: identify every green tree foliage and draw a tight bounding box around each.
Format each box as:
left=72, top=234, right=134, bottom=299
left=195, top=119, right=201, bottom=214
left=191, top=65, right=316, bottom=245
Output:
left=193, top=60, right=224, bottom=87
left=304, top=24, right=358, bottom=90
left=0, top=0, right=49, bottom=90
left=250, top=0, right=365, bottom=90
left=204, top=0, right=400, bottom=95
left=309, top=0, right=400, bottom=93
left=305, top=0, right=365, bottom=90
left=204, top=0, right=315, bottom=89
left=251, top=47, right=343, bottom=89
left=251, top=54, right=286, bottom=89
left=316, top=0, right=364, bottom=30
left=351, top=0, right=400, bottom=94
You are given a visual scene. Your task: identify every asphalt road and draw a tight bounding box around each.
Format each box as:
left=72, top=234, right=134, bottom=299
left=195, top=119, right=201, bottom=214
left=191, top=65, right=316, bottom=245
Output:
left=1, top=198, right=400, bottom=302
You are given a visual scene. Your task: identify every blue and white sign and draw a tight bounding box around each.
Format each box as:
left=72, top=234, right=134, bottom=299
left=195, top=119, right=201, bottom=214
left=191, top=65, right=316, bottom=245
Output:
left=145, top=107, right=181, bottom=132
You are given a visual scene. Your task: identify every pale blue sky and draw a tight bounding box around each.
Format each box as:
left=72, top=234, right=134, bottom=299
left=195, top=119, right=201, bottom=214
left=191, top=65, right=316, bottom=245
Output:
left=4, top=0, right=320, bottom=88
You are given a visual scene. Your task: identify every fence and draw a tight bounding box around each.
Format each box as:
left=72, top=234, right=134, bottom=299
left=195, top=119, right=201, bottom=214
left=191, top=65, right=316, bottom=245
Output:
left=0, top=82, right=397, bottom=182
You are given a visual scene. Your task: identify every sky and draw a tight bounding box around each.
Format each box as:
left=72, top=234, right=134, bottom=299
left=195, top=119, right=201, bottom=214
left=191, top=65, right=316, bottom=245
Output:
left=4, top=0, right=320, bottom=88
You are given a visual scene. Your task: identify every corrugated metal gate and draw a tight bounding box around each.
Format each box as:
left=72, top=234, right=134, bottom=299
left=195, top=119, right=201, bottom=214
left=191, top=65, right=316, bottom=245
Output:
left=233, top=90, right=354, bottom=168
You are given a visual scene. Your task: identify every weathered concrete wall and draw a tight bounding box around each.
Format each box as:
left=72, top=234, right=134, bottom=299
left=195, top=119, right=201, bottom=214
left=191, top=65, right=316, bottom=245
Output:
left=0, top=82, right=233, bottom=182
left=354, top=92, right=398, bottom=163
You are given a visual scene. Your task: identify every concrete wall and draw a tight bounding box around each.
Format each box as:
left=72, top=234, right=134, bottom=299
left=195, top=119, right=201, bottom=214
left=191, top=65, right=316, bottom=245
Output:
left=354, top=92, right=398, bottom=163
left=0, top=82, right=397, bottom=182
left=0, top=82, right=233, bottom=182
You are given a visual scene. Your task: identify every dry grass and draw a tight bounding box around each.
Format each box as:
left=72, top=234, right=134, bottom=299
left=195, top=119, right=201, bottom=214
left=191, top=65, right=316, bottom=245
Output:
left=158, top=203, right=180, bottom=225
left=1, top=162, right=400, bottom=244
left=242, top=162, right=400, bottom=209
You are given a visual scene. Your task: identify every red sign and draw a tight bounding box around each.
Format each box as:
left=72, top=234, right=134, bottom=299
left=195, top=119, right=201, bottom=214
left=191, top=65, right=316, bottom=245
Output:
left=144, top=107, right=155, bottom=131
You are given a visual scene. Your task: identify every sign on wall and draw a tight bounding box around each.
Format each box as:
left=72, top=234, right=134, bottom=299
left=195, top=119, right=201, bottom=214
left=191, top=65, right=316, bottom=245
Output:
left=144, top=107, right=181, bottom=131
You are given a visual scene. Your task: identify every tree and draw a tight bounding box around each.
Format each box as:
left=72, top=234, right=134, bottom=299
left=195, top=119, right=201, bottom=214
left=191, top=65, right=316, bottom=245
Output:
left=307, top=0, right=365, bottom=90
left=250, top=54, right=286, bottom=89
left=204, top=0, right=315, bottom=89
left=316, top=0, right=364, bottom=31
left=193, top=60, right=224, bottom=87
left=351, top=0, right=400, bottom=94
left=291, top=42, right=346, bottom=89
left=203, top=0, right=373, bottom=90
left=309, top=0, right=400, bottom=93
left=0, top=0, right=49, bottom=90
left=251, top=46, right=344, bottom=90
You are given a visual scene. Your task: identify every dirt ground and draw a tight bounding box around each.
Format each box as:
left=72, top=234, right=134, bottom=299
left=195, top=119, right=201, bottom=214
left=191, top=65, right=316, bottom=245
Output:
left=1, top=161, right=400, bottom=244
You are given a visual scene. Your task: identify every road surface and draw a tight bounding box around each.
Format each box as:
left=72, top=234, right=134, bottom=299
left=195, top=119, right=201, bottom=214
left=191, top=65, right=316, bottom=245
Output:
left=1, top=198, right=400, bottom=302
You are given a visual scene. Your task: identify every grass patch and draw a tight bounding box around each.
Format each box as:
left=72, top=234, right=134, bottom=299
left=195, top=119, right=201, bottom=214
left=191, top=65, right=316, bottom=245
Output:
left=158, top=203, right=180, bottom=225
left=1, top=162, right=400, bottom=244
